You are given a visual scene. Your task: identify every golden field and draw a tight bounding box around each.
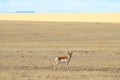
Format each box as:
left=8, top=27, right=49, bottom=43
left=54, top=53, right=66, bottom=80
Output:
left=0, top=17, right=120, bottom=80
left=0, top=13, right=120, bottom=23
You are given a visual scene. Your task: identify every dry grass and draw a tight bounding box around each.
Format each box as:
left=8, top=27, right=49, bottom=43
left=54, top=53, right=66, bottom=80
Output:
left=0, top=21, right=120, bottom=80
left=0, top=13, right=120, bottom=23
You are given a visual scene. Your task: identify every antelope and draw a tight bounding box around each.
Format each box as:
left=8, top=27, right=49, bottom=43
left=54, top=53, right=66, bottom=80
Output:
left=54, top=51, right=74, bottom=70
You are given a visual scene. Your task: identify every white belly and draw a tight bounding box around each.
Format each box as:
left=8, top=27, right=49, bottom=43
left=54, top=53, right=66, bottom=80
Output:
left=55, top=57, right=70, bottom=63
left=60, top=59, right=70, bottom=63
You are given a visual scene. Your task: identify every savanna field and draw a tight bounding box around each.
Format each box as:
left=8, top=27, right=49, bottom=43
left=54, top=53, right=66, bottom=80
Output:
left=0, top=20, right=120, bottom=80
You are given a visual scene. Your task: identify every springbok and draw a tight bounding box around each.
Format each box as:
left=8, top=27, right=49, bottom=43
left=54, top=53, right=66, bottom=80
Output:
left=54, top=51, right=74, bottom=70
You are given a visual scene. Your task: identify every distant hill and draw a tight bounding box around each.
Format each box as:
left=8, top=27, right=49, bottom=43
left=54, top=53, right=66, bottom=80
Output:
left=15, top=11, right=35, bottom=13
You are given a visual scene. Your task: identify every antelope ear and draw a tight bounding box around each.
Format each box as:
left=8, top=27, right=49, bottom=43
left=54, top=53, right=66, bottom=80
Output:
left=67, top=51, right=71, bottom=55
left=70, top=52, right=73, bottom=55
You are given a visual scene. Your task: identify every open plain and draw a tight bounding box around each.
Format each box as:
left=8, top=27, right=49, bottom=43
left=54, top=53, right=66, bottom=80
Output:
left=0, top=21, right=120, bottom=80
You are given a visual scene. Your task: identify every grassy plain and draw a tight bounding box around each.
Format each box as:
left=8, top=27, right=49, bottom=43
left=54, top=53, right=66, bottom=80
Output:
left=0, top=21, right=120, bottom=80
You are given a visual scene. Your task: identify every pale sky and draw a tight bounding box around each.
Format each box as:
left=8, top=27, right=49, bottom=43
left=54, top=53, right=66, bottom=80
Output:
left=0, top=0, right=120, bottom=13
